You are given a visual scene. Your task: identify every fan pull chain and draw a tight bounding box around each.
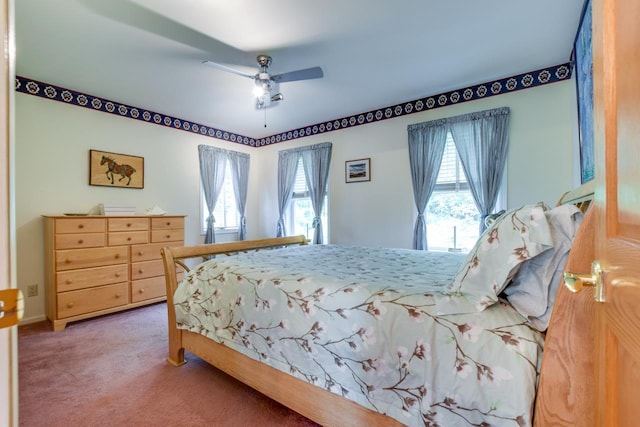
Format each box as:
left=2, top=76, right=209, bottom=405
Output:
left=264, top=107, right=267, bottom=128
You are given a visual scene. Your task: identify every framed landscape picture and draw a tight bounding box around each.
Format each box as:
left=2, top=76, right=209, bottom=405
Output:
left=89, top=149, right=144, bottom=189
left=573, top=0, right=594, bottom=183
left=345, top=158, right=371, bottom=183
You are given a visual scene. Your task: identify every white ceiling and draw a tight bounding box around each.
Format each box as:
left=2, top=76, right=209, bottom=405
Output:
left=15, top=0, right=585, bottom=139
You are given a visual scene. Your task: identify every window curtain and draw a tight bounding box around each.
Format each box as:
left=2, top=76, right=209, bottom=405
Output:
left=407, top=120, right=448, bottom=250
left=300, top=142, right=332, bottom=244
left=448, top=107, right=510, bottom=234
left=276, top=149, right=300, bottom=237
left=227, top=150, right=250, bottom=241
left=198, top=145, right=228, bottom=244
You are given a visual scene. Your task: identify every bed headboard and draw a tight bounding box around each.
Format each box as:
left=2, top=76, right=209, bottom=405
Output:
left=557, top=179, right=594, bottom=212
left=534, top=181, right=595, bottom=426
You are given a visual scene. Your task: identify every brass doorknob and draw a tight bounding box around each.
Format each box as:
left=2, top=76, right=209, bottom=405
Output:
left=0, top=289, right=24, bottom=329
left=563, top=260, right=605, bottom=302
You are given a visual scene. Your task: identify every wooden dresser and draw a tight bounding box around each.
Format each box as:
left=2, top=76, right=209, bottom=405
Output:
left=43, top=215, right=185, bottom=331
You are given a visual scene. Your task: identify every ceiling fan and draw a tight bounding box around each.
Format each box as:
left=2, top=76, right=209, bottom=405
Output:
left=203, top=54, right=324, bottom=109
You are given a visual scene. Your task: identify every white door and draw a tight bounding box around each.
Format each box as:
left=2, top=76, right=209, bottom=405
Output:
left=0, top=0, right=17, bottom=425
left=592, top=0, right=640, bottom=425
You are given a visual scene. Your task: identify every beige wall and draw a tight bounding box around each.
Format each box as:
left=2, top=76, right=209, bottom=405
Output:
left=15, top=78, right=577, bottom=323
left=15, top=96, right=256, bottom=322
left=257, top=80, right=578, bottom=247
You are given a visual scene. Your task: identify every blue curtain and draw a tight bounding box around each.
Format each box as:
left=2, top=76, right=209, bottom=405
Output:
left=407, top=120, right=448, bottom=250
left=449, top=107, right=510, bottom=234
left=198, top=145, right=228, bottom=244
left=276, top=149, right=300, bottom=237
left=300, top=142, right=332, bottom=244
left=227, top=150, right=250, bottom=240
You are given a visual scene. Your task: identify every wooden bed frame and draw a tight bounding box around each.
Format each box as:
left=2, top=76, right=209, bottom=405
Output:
left=161, top=184, right=595, bottom=426
left=161, top=235, right=402, bottom=426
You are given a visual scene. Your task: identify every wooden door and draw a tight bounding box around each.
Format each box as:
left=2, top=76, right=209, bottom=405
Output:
left=592, top=0, right=640, bottom=425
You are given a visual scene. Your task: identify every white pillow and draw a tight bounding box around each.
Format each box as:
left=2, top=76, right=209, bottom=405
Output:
left=435, top=203, right=554, bottom=315
left=503, top=204, right=583, bottom=331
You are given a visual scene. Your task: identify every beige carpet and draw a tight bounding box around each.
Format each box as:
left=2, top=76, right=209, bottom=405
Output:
left=18, top=303, right=320, bottom=427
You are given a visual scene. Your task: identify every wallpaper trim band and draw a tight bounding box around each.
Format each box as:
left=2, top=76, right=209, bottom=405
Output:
left=16, top=63, right=571, bottom=148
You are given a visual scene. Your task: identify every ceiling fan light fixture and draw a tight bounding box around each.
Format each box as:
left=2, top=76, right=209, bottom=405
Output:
left=253, top=77, right=273, bottom=96
left=256, top=95, right=268, bottom=109
left=253, top=85, right=265, bottom=97
left=205, top=54, right=322, bottom=111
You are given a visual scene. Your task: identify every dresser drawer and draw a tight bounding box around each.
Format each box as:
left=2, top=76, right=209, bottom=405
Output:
left=55, top=232, right=105, bottom=250
left=108, top=231, right=149, bottom=246
left=57, top=282, right=129, bottom=318
left=108, top=217, right=149, bottom=232
left=55, top=218, right=105, bottom=234
left=151, top=228, right=184, bottom=243
left=56, top=264, right=129, bottom=292
left=131, top=241, right=180, bottom=262
left=56, top=246, right=129, bottom=271
left=131, top=259, right=164, bottom=280
left=151, top=217, right=184, bottom=230
left=131, top=276, right=166, bottom=302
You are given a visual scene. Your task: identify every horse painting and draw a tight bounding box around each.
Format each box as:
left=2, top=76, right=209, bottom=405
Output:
left=100, top=155, right=137, bottom=186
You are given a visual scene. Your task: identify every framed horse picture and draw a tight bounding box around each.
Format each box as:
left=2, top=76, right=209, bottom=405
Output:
left=89, top=149, right=144, bottom=189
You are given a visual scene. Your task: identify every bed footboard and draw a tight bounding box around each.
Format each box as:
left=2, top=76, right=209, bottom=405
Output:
left=160, top=235, right=308, bottom=366
left=160, top=235, right=403, bottom=425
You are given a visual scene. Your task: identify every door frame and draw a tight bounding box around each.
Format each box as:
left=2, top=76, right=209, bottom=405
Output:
left=0, top=0, right=17, bottom=425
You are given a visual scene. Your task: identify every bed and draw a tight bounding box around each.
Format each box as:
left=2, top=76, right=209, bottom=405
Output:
left=161, top=183, right=594, bottom=427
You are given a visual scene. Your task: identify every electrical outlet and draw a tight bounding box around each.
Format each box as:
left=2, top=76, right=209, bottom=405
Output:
left=27, top=284, right=38, bottom=297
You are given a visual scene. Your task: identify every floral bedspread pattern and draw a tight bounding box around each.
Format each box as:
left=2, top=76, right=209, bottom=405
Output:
left=174, top=245, right=544, bottom=426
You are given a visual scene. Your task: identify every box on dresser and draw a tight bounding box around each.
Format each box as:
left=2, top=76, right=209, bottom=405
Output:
left=43, top=214, right=185, bottom=331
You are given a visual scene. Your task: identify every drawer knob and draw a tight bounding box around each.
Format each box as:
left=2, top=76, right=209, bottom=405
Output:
left=78, top=239, right=84, bottom=244
left=139, top=289, right=145, bottom=294
left=115, top=272, right=121, bottom=277
left=127, top=237, right=132, bottom=241
left=165, top=222, right=171, bottom=226
left=78, top=224, right=84, bottom=229
left=65, top=258, right=71, bottom=264
left=115, top=254, right=120, bottom=259
left=138, top=269, right=144, bottom=274
left=67, top=302, right=74, bottom=308
left=115, top=293, right=121, bottom=298
left=166, top=234, right=171, bottom=239
left=137, top=251, right=143, bottom=256
left=66, top=279, right=72, bottom=284
left=127, top=223, right=132, bottom=227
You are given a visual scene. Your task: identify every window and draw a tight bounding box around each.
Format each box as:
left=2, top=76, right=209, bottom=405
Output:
left=426, top=133, right=481, bottom=252
left=200, top=160, right=239, bottom=234
left=288, top=158, right=329, bottom=243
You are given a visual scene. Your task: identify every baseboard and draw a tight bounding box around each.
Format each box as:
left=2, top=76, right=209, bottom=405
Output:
left=19, top=314, right=47, bottom=326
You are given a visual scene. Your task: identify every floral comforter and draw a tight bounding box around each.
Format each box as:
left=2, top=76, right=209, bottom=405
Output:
left=174, top=245, right=544, bottom=426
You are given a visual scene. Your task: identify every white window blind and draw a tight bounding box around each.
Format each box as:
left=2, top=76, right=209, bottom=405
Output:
left=292, top=159, right=308, bottom=196
left=435, top=133, right=468, bottom=191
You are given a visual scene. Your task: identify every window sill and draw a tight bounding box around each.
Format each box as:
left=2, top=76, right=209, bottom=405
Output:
left=200, top=228, right=239, bottom=236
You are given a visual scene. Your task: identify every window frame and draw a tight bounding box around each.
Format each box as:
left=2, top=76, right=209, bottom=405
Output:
left=199, top=159, right=240, bottom=236
left=425, top=131, right=505, bottom=252
left=286, top=157, right=329, bottom=243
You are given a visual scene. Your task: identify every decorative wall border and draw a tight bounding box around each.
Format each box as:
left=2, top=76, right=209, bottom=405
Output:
left=254, top=63, right=572, bottom=147
left=16, top=62, right=571, bottom=148
left=15, top=77, right=256, bottom=146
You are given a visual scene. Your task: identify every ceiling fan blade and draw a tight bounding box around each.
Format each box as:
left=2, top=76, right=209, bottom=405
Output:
left=202, top=60, right=255, bottom=79
left=272, top=66, right=324, bottom=83
left=79, top=0, right=252, bottom=65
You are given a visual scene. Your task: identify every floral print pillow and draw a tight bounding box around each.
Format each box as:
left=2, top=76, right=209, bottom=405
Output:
left=435, top=202, right=554, bottom=315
